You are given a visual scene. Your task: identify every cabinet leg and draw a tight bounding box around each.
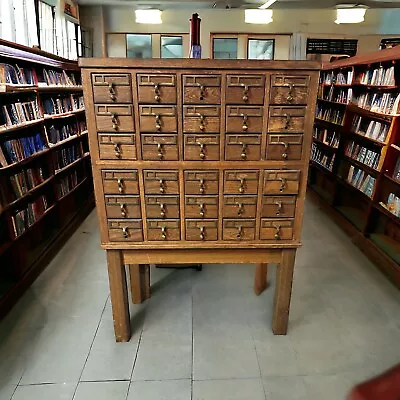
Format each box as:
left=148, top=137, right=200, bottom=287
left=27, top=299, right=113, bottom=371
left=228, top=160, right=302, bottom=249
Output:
left=272, top=249, right=296, bottom=335
left=129, top=264, right=151, bottom=304
left=254, top=263, right=269, bottom=296
left=106, top=250, right=131, bottom=342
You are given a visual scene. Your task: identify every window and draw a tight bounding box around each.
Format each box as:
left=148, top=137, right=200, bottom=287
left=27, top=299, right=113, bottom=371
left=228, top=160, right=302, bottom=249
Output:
left=161, top=35, right=183, bottom=58
left=66, top=20, right=77, bottom=60
left=127, top=34, right=152, bottom=58
left=213, top=38, right=238, bottom=59
left=248, top=39, right=275, bottom=60
left=0, top=0, right=14, bottom=41
left=39, top=1, right=55, bottom=54
left=79, top=27, right=92, bottom=57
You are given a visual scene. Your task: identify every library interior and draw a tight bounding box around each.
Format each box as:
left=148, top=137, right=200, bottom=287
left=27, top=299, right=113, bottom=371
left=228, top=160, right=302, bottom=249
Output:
left=0, top=0, right=400, bottom=399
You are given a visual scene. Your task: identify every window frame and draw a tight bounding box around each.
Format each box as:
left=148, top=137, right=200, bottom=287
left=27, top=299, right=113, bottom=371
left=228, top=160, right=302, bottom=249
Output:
left=126, top=33, right=153, bottom=59
left=212, top=37, right=239, bottom=60
left=160, top=34, right=185, bottom=59
left=247, top=37, right=275, bottom=60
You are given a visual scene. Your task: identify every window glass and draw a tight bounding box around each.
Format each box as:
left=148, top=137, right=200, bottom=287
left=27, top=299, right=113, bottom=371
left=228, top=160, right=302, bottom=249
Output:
left=126, top=34, right=152, bottom=58
left=26, top=0, right=38, bottom=47
left=39, top=1, right=55, bottom=54
left=0, top=0, right=14, bottom=41
left=248, top=39, right=274, bottom=60
left=13, top=0, right=27, bottom=45
left=213, top=38, right=238, bottom=59
left=67, top=20, right=77, bottom=60
left=161, top=36, right=183, bottom=58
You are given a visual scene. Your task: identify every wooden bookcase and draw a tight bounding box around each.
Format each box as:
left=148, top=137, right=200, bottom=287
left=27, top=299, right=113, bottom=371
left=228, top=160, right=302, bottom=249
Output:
left=308, top=46, right=400, bottom=287
left=0, top=39, right=94, bottom=317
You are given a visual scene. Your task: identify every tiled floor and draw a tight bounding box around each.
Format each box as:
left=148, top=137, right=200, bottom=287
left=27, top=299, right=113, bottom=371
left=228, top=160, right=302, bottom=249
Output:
left=1, top=199, right=400, bottom=400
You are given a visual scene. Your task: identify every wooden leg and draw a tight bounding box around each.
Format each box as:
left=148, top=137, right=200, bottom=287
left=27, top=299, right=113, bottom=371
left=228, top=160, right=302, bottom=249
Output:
left=254, top=263, right=269, bottom=295
left=129, top=264, right=150, bottom=304
left=106, top=250, right=131, bottom=342
left=272, top=249, right=296, bottom=335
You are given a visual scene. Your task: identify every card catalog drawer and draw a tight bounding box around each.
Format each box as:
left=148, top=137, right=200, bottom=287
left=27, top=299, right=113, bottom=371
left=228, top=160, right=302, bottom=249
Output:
left=185, top=219, right=218, bottom=241
left=145, top=195, right=180, bottom=219
left=105, top=196, right=141, bottom=219
left=270, top=75, right=309, bottom=105
left=183, top=75, right=221, bottom=104
left=223, top=195, right=257, bottom=218
left=137, top=74, right=176, bottom=104
left=264, top=170, right=300, bottom=195
left=224, top=170, right=259, bottom=194
left=183, top=106, right=220, bottom=133
left=185, top=195, right=218, bottom=218
left=226, top=75, right=265, bottom=105
left=143, top=170, right=179, bottom=194
left=98, top=133, right=136, bottom=160
left=95, top=104, right=134, bottom=132
left=225, top=134, right=261, bottom=161
left=226, top=106, right=263, bottom=133
left=262, top=196, right=296, bottom=218
left=147, top=219, right=180, bottom=241
left=141, top=134, right=178, bottom=161
left=266, top=134, right=303, bottom=160
left=184, top=134, right=220, bottom=161
left=92, top=73, right=132, bottom=103
left=102, top=170, right=139, bottom=195
left=268, top=107, right=306, bottom=133
left=184, top=170, right=219, bottom=195
left=139, top=105, right=177, bottom=133
left=260, top=218, right=294, bottom=240
left=223, top=219, right=256, bottom=241
left=108, top=219, right=143, bottom=242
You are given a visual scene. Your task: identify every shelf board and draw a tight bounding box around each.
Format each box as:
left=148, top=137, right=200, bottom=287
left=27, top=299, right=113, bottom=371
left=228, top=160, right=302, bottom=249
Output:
left=37, top=85, right=83, bottom=92
left=369, top=233, right=400, bottom=265
left=54, top=153, right=90, bottom=176
left=352, top=83, right=398, bottom=90
left=0, top=148, right=49, bottom=172
left=374, top=203, right=400, bottom=226
left=337, top=177, right=373, bottom=201
left=312, top=137, right=339, bottom=151
left=56, top=178, right=88, bottom=202
left=0, top=119, right=44, bottom=135
left=310, top=160, right=334, bottom=174
left=343, top=156, right=380, bottom=175
left=317, top=98, right=348, bottom=106
left=335, top=205, right=366, bottom=231
left=322, top=83, right=353, bottom=87
left=391, top=143, right=400, bottom=152
left=347, top=103, right=396, bottom=122
left=43, top=108, right=85, bottom=121
left=48, top=131, right=87, bottom=149
left=314, top=117, right=344, bottom=128
left=345, top=130, right=387, bottom=147
left=383, top=174, right=400, bottom=186
left=0, top=85, right=83, bottom=94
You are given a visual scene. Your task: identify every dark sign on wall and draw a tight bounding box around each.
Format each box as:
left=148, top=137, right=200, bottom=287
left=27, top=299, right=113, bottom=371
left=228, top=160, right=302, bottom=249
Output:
left=306, top=38, right=358, bottom=56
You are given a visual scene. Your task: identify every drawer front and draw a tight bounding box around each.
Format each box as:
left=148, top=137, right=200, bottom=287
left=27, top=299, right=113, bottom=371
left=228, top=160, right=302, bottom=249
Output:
left=185, top=195, right=218, bottom=218
left=95, top=104, right=135, bottom=132
left=147, top=219, right=180, bottom=241
left=225, top=134, right=261, bottom=161
left=224, top=170, right=259, bottom=194
left=264, top=170, right=300, bottom=195
left=183, top=106, right=220, bottom=133
left=184, top=170, right=219, bottom=195
left=223, top=219, right=256, bottom=241
left=137, top=74, right=176, bottom=104
left=183, top=75, right=221, bottom=104
left=184, top=134, right=220, bottom=161
left=260, top=218, right=294, bottom=241
left=102, top=170, right=139, bottom=195
left=145, top=195, right=180, bottom=219
left=185, top=219, right=218, bottom=241
left=92, top=73, right=132, bottom=103
left=226, top=106, right=263, bottom=133
left=98, top=133, right=136, bottom=160
left=262, top=196, right=296, bottom=218
left=226, top=75, right=265, bottom=105
left=105, top=195, right=141, bottom=219
left=268, top=107, right=306, bottom=133
left=141, top=134, right=178, bottom=161
left=223, top=195, right=257, bottom=218
left=266, top=134, right=303, bottom=161
left=139, top=105, right=177, bottom=133
left=270, top=75, right=310, bottom=105
left=108, top=219, right=143, bottom=242
left=143, top=170, right=179, bottom=194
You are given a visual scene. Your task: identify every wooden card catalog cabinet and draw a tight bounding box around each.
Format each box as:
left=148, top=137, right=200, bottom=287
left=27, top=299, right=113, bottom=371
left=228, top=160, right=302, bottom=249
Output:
left=80, top=58, right=320, bottom=342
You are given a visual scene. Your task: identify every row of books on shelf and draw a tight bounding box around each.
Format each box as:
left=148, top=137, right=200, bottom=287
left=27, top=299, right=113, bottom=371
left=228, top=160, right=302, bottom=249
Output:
left=311, top=143, right=335, bottom=171
left=322, top=86, right=352, bottom=104
left=56, top=172, right=79, bottom=199
left=1, top=99, right=42, bottom=128
left=53, top=144, right=83, bottom=172
left=313, top=127, right=340, bottom=148
left=316, top=104, right=344, bottom=125
left=353, top=92, right=400, bottom=115
left=0, top=132, right=47, bottom=168
left=42, top=94, right=84, bottom=116
left=381, top=193, right=400, bottom=219
left=45, top=120, right=87, bottom=146
left=322, top=70, right=353, bottom=85
left=7, top=167, right=47, bottom=202
left=0, top=63, right=79, bottom=87
left=344, top=141, right=381, bottom=170
left=351, top=115, right=389, bottom=143
left=346, top=166, right=376, bottom=198
left=358, top=66, right=396, bottom=87
left=11, top=195, right=48, bottom=238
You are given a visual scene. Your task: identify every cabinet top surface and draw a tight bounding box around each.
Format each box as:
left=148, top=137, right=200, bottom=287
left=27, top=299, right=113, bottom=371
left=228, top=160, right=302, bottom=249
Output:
left=79, top=58, right=321, bottom=71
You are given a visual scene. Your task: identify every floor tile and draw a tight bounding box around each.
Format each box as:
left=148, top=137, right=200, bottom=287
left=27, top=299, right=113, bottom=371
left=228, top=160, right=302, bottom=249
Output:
left=127, top=380, right=191, bottom=400
left=263, top=376, right=307, bottom=400
left=303, top=374, right=353, bottom=400
left=12, top=383, right=76, bottom=400
left=74, top=381, right=129, bottom=400
left=0, top=384, right=16, bottom=400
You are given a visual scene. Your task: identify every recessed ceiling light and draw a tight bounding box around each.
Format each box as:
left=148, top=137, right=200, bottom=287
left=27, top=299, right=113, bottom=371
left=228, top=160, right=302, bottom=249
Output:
left=259, top=0, right=278, bottom=9
left=245, top=9, right=273, bottom=24
left=135, top=9, right=162, bottom=24
left=335, top=6, right=367, bottom=24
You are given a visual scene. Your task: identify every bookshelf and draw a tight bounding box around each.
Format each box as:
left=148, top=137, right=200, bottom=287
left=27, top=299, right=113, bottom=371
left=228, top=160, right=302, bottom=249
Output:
left=0, top=39, right=94, bottom=318
left=308, top=46, right=400, bottom=286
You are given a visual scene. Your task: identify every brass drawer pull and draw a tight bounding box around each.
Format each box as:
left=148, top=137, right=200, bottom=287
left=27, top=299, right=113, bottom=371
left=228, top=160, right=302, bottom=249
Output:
left=155, top=114, right=161, bottom=131
left=122, top=226, right=129, bottom=239
left=238, top=177, right=245, bottom=193
left=160, top=203, right=166, bottom=218
left=161, top=226, right=167, bottom=240
left=275, top=201, right=282, bottom=216
left=240, top=142, right=247, bottom=160
left=236, top=225, right=243, bottom=240
left=199, top=143, right=206, bottom=159
left=280, top=142, right=289, bottom=159
left=286, top=83, right=294, bottom=103
left=154, top=83, right=160, bottom=102
left=200, top=226, right=205, bottom=240
left=108, top=82, right=116, bottom=101
left=274, top=225, right=281, bottom=240
left=199, top=114, right=205, bottom=131
left=157, top=143, right=164, bottom=160
left=114, top=143, right=121, bottom=158
left=159, top=179, right=165, bottom=193
left=199, top=84, right=205, bottom=100
left=199, top=203, right=205, bottom=217
left=111, top=113, right=119, bottom=130
left=199, top=178, right=205, bottom=194
left=120, top=203, right=127, bottom=217
left=237, top=202, right=244, bottom=216
left=284, top=113, right=291, bottom=129
left=279, top=177, right=287, bottom=193
left=242, top=114, right=248, bottom=131
left=117, top=178, right=124, bottom=193
left=242, top=84, right=249, bottom=102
